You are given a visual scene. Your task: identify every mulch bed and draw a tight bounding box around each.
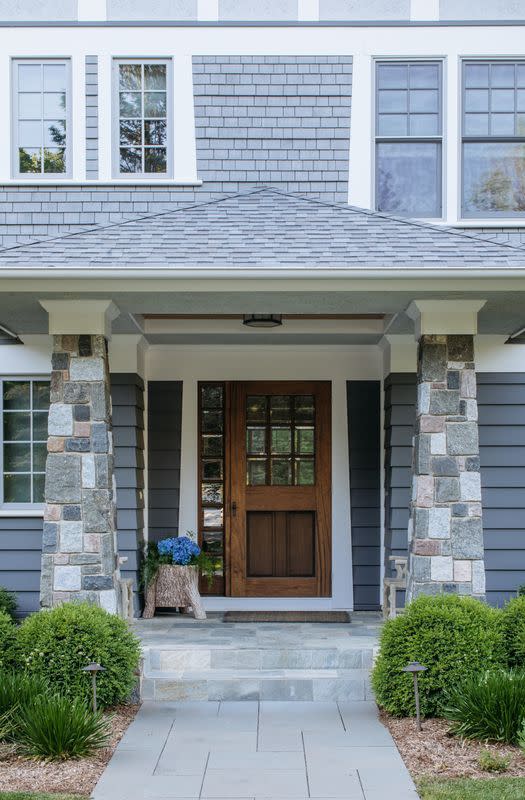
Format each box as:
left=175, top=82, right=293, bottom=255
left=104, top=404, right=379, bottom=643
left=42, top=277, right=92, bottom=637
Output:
left=0, top=704, right=139, bottom=797
left=382, top=712, right=525, bottom=780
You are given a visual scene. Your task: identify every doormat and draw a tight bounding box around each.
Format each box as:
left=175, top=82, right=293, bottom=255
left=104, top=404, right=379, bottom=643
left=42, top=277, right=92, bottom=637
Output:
left=222, top=611, right=351, bottom=623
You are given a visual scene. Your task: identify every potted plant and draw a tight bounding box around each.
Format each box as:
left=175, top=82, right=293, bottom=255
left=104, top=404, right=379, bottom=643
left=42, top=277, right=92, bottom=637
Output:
left=141, top=535, right=214, bottom=620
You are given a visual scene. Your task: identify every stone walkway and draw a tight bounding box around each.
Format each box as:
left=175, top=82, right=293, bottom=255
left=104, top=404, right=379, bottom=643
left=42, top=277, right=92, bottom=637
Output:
left=92, top=700, right=419, bottom=800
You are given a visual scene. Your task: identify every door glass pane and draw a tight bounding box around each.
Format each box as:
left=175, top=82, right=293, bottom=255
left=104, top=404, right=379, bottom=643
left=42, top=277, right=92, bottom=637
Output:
left=202, top=531, right=223, bottom=556
left=376, top=141, right=441, bottom=217
left=295, top=459, right=315, bottom=486
left=247, top=458, right=266, bottom=486
left=271, top=427, right=291, bottom=455
left=201, top=384, right=223, bottom=408
left=202, top=483, right=223, bottom=504
left=295, top=427, right=314, bottom=454
left=203, top=460, right=223, bottom=480
left=270, top=396, right=291, bottom=423
left=202, top=410, right=223, bottom=433
left=271, top=458, right=292, bottom=486
left=247, top=427, right=266, bottom=455
left=203, top=508, right=223, bottom=528
left=247, top=395, right=267, bottom=422
left=202, top=435, right=222, bottom=456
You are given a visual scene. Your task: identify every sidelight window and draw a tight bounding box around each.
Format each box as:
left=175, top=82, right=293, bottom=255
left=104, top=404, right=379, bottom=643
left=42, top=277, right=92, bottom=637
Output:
left=198, top=383, right=226, bottom=593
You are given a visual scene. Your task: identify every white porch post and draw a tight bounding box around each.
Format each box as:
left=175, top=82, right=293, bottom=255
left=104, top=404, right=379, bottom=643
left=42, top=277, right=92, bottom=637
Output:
left=38, top=300, right=123, bottom=614
left=405, top=300, right=487, bottom=601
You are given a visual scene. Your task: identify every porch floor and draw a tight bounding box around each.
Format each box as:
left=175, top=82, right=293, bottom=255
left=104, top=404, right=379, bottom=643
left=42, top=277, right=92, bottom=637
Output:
left=93, top=700, right=418, bottom=800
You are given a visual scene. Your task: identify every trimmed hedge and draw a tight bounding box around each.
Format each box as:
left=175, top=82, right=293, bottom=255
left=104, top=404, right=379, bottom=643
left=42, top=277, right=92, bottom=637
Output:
left=501, top=596, right=525, bottom=668
left=17, top=603, right=141, bottom=708
left=0, top=587, right=16, bottom=620
left=372, top=595, right=506, bottom=717
left=0, top=611, right=18, bottom=671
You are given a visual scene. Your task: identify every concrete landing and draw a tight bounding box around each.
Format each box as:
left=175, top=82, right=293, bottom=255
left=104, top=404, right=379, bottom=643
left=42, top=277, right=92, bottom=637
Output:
left=92, top=700, right=419, bottom=800
left=134, top=613, right=382, bottom=702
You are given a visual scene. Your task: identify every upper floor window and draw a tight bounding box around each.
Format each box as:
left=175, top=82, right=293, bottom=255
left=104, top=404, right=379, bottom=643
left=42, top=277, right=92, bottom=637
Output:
left=375, top=61, right=443, bottom=218
left=12, top=59, right=70, bottom=178
left=113, top=59, right=171, bottom=178
left=462, top=61, right=525, bottom=217
left=2, top=379, right=50, bottom=506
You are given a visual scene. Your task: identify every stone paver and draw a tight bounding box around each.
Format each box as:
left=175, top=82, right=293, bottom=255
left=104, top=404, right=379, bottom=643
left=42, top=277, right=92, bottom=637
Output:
left=92, top=701, right=419, bottom=800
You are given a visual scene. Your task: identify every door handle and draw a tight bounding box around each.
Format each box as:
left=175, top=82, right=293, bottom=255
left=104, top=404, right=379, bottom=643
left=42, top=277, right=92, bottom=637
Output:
left=231, top=501, right=237, bottom=517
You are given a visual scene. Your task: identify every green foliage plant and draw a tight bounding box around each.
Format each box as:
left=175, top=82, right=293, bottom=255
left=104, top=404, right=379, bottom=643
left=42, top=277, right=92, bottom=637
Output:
left=0, top=611, right=19, bottom=671
left=17, top=603, right=140, bottom=708
left=18, top=694, right=109, bottom=761
left=0, top=672, right=49, bottom=740
left=501, top=596, right=525, bottom=667
left=372, top=595, right=506, bottom=717
left=140, top=536, right=215, bottom=589
left=444, top=669, right=525, bottom=744
left=478, top=749, right=511, bottom=773
left=0, top=587, right=17, bottom=620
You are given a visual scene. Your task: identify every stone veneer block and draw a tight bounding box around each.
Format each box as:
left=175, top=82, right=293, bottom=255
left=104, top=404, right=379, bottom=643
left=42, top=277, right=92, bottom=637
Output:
left=41, top=334, right=121, bottom=614
left=407, top=334, right=486, bottom=600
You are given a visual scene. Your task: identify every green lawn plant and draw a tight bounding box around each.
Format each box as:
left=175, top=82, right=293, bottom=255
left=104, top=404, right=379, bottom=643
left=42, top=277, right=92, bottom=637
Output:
left=17, top=694, right=110, bottom=761
left=478, top=749, right=511, bottom=773
left=17, top=603, right=140, bottom=708
left=417, top=777, right=525, bottom=800
left=444, top=669, right=525, bottom=744
left=0, top=672, right=49, bottom=740
left=0, top=587, right=16, bottom=620
left=371, top=595, right=506, bottom=717
left=0, top=611, right=18, bottom=671
left=501, top=596, right=525, bottom=667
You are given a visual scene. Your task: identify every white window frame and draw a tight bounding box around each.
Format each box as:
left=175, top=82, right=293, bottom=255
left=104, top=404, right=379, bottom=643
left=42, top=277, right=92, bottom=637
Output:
left=11, top=58, right=72, bottom=180
left=0, top=377, right=49, bottom=510
left=112, top=57, right=173, bottom=180
left=373, top=57, right=445, bottom=220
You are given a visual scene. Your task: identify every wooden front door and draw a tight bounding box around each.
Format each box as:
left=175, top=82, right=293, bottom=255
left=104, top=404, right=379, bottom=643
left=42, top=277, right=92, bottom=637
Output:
left=229, top=381, right=331, bottom=597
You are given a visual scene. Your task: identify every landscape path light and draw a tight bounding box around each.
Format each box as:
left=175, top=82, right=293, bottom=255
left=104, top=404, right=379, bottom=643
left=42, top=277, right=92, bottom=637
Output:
left=81, top=662, right=105, bottom=713
left=401, top=661, right=427, bottom=732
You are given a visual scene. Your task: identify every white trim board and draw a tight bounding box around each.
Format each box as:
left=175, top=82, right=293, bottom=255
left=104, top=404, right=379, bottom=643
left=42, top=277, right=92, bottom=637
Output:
left=147, top=344, right=383, bottom=611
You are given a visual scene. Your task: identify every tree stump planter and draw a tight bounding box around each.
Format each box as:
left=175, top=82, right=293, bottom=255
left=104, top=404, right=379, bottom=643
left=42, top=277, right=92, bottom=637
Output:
left=143, top=565, right=206, bottom=620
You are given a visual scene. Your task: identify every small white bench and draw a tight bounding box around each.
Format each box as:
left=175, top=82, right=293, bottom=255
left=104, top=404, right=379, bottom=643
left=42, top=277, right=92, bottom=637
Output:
left=382, top=556, right=408, bottom=620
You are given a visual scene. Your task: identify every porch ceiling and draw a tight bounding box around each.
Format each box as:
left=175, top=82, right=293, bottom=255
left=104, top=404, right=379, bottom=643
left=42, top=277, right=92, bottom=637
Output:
left=0, top=288, right=524, bottom=339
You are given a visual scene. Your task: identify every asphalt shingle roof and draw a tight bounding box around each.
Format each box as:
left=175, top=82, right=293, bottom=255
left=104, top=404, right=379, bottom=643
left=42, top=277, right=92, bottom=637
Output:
left=1, top=186, right=525, bottom=269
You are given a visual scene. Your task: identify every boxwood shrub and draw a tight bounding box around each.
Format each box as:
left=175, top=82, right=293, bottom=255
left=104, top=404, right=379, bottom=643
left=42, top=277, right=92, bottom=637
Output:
left=17, top=603, right=141, bottom=708
left=372, top=595, right=506, bottom=717
left=0, top=610, right=19, bottom=671
left=501, top=596, right=525, bottom=667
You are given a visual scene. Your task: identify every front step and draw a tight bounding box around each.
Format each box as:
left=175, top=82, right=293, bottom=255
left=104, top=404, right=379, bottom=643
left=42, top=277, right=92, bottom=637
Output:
left=140, top=645, right=375, bottom=701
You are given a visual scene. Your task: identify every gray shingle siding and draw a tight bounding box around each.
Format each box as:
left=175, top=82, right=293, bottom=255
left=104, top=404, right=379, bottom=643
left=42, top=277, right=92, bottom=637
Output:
left=111, top=373, right=145, bottom=615
left=478, top=373, right=525, bottom=606
left=383, top=373, right=415, bottom=609
left=383, top=371, right=525, bottom=607
left=85, top=56, right=99, bottom=180
left=0, top=517, right=43, bottom=617
left=192, top=56, right=352, bottom=203
left=347, top=381, right=381, bottom=611
left=147, top=381, right=183, bottom=543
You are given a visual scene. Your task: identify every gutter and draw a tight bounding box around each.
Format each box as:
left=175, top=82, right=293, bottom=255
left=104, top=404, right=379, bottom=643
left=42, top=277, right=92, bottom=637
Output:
left=1, top=267, right=525, bottom=280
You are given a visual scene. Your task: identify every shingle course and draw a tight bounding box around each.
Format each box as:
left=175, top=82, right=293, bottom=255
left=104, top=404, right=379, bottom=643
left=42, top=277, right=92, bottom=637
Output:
left=1, top=187, right=525, bottom=269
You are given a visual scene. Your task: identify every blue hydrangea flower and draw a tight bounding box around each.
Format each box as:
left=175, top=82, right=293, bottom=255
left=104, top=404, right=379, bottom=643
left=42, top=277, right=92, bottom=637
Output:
left=157, top=536, right=201, bottom=565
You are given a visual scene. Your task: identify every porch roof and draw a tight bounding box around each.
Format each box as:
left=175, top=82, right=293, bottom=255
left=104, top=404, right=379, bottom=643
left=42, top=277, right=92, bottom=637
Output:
left=1, top=187, right=525, bottom=271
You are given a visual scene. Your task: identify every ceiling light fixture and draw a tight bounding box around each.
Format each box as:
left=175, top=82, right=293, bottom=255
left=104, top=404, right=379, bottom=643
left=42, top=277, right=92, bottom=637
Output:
left=242, top=314, right=283, bottom=328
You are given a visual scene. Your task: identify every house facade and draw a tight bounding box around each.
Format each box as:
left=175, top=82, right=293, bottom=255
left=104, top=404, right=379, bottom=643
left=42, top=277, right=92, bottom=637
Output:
left=1, top=0, right=525, bottom=616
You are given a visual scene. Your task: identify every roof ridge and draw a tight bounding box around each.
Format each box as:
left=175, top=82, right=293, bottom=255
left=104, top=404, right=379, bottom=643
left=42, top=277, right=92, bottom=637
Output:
left=0, top=185, right=273, bottom=255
